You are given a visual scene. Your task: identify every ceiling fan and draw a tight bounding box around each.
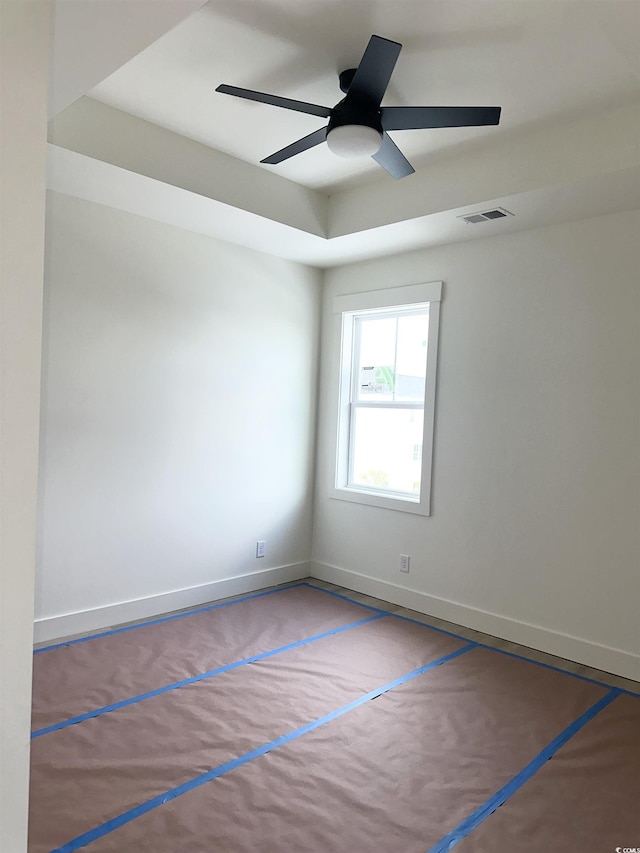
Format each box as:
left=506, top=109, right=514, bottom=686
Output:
left=216, top=34, right=501, bottom=179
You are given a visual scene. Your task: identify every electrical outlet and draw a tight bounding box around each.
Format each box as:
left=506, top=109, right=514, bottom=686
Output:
left=256, top=540, right=266, bottom=558
left=400, top=554, right=410, bottom=573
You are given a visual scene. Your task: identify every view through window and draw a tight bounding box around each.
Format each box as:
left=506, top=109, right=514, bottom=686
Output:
left=350, top=308, right=429, bottom=496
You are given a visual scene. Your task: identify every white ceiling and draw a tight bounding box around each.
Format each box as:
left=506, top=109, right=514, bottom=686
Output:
left=85, top=0, right=640, bottom=192
left=48, top=0, right=640, bottom=266
left=49, top=0, right=208, bottom=118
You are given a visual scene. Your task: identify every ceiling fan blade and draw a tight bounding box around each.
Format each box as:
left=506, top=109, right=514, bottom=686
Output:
left=347, top=35, right=402, bottom=105
left=261, top=127, right=328, bottom=165
left=216, top=84, right=331, bottom=118
left=372, top=133, right=415, bottom=179
left=381, top=105, right=502, bottom=131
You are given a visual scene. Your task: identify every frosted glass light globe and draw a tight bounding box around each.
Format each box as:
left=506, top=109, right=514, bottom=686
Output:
left=326, top=125, right=383, bottom=157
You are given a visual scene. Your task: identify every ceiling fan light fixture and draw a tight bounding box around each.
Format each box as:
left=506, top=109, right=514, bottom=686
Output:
left=326, top=124, right=383, bottom=158
left=217, top=34, right=501, bottom=178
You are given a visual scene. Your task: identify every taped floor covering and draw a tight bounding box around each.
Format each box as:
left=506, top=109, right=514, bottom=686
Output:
left=30, top=582, right=639, bottom=853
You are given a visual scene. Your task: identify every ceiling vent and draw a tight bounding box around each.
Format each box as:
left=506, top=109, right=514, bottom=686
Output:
left=458, top=207, right=514, bottom=224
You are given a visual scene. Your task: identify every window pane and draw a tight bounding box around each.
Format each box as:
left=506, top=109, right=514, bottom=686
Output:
left=350, top=407, right=424, bottom=496
left=395, top=312, right=429, bottom=401
left=356, top=311, right=429, bottom=403
left=356, top=316, right=396, bottom=401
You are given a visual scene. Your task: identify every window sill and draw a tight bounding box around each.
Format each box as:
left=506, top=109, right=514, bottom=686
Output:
left=329, top=485, right=431, bottom=516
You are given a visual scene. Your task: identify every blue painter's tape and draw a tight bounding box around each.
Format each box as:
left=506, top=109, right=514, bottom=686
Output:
left=474, top=643, right=640, bottom=695
left=302, top=583, right=390, bottom=615
left=309, top=585, right=487, bottom=648
left=310, top=586, right=640, bottom=698
left=34, top=583, right=312, bottom=654
left=52, top=642, right=476, bottom=852
left=387, top=610, right=478, bottom=644
left=35, top=582, right=381, bottom=656
left=426, top=687, right=622, bottom=853
left=392, top=610, right=640, bottom=695
left=390, top=617, right=638, bottom=698
left=32, top=614, right=386, bottom=738
left=308, top=585, right=493, bottom=644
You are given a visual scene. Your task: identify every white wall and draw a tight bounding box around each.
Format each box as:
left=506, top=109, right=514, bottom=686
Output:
left=36, top=192, right=321, bottom=639
left=35, top=193, right=640, bottom=681
left=0, top=2, right=51, bottom=849
left=313, top=211, right=640, bottom=680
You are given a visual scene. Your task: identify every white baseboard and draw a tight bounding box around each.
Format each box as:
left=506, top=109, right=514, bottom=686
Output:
left=34, top=562, right=310, bottom=644
left=310, top=561, right=640, bottom=683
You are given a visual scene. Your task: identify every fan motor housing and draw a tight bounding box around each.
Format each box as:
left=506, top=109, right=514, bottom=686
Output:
left=338, top=68, right=357, bottom=93
left=328, top=96, right=383, bottom=135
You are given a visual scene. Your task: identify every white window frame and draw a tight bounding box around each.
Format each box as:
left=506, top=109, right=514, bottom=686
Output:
left=329, top=282, right=442, bottom=516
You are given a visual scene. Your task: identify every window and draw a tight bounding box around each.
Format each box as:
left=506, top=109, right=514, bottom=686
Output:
left=331, top=282, right=442, bottom=515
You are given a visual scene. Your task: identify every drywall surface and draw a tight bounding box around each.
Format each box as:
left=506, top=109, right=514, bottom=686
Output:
left=0, top=2, right=51, bottom=850
left=37, top=193, right=320, bottom=624
left=313, top=211, right=640, bottom=675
